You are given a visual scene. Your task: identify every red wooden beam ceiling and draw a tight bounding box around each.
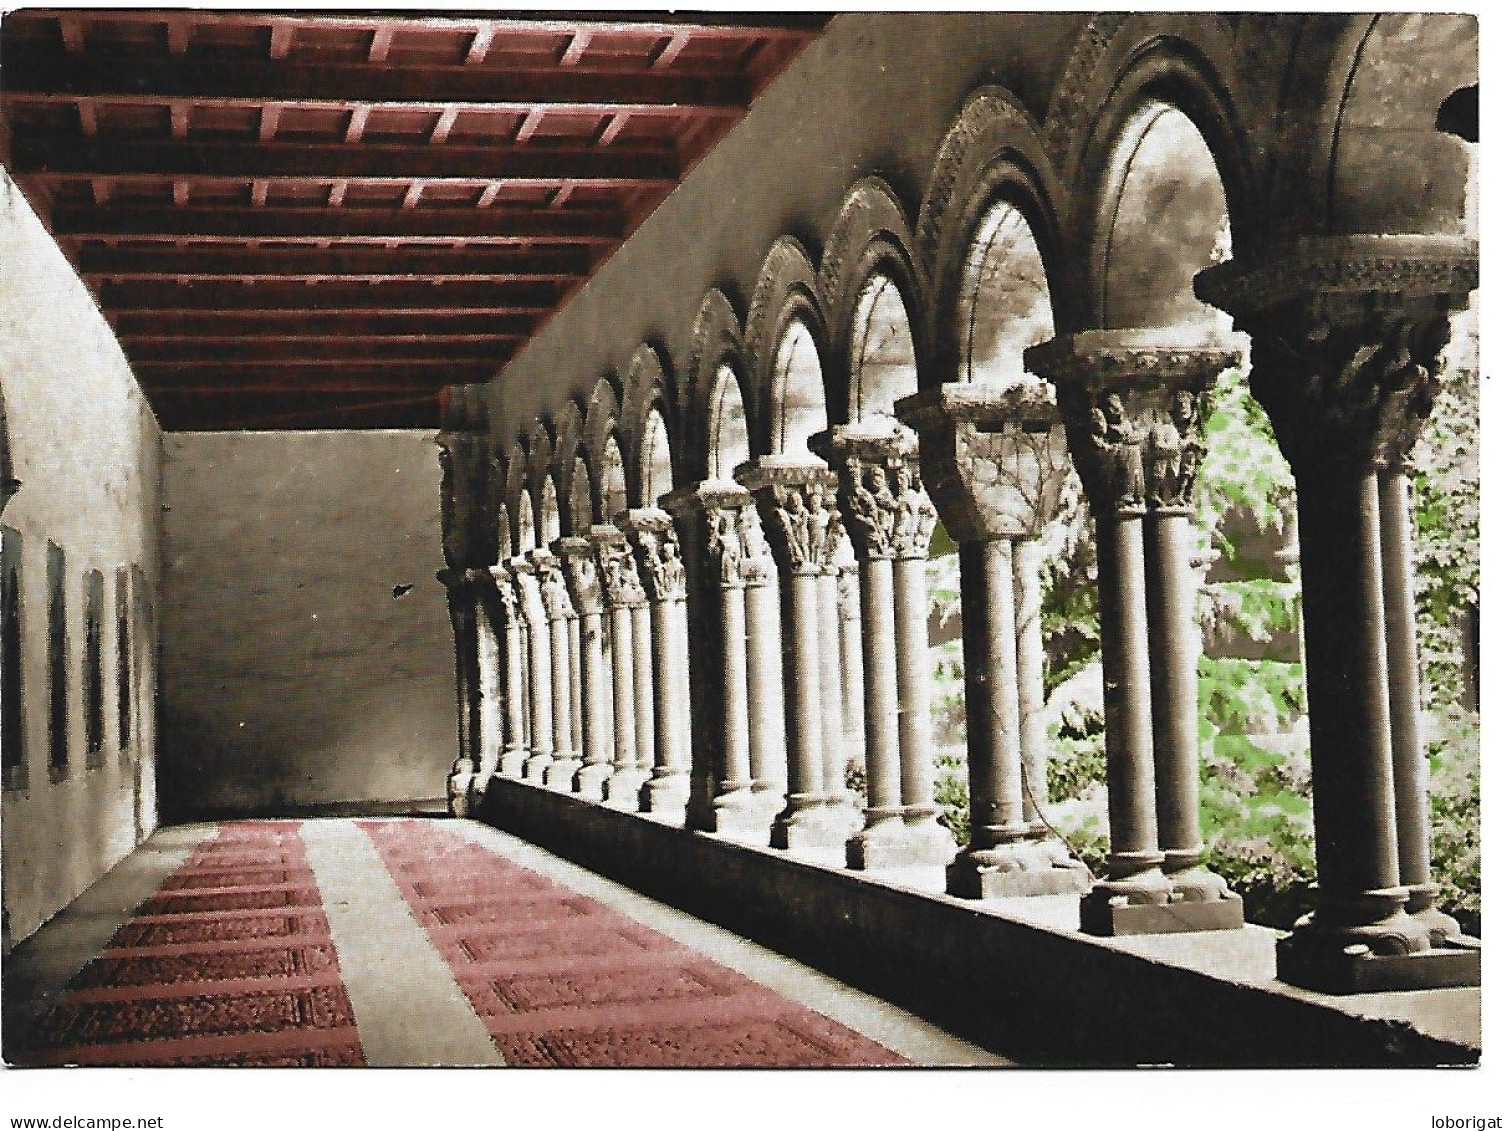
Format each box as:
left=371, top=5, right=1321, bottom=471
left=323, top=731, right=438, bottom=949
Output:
left=76, top=244, right=598, bottom=278
left=0, top=48, right=756, bottom=112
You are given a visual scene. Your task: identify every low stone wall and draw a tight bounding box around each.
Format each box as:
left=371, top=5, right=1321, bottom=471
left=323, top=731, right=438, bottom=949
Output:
left=479, top=776, right=1477, bottom=1067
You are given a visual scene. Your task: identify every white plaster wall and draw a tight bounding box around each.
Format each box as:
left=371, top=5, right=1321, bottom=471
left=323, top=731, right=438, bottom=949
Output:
left=158, top=430, right=455, bottom=817
left=0, top=168, right=162, bottom=949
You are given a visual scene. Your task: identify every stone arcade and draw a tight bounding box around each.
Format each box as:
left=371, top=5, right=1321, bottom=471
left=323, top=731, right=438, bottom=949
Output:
left=0, top=11, right=1481, bottom=1067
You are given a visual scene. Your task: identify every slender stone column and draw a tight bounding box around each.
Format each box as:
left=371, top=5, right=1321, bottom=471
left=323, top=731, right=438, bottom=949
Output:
left=471, top=584, right=504, bottom=809
left=1027, top=332, right=1243, bottom=932
left=820, top=424, right=955, bottom=870
left=741, top=507, right=788, bottom=825
left=1012, top=539, right=1052, bottom=823
left=837, top=557, right=866, bottom=792
left=511, top=557, right=554, bottom=785
left=624, top=509, right=693, bottom=818
left=439, top=568, right=480, bottom=816
left=664, top=483, right=767, bottom=840
left=594, top=526, right=650, bottom=809
left=531, top=549, right=580, bottom=791
left=488, top=564, right=528, bottom=779
left=899, top=385, right=1090, bottom=897
left=739, top=459, right=848, bottom=849
left=1197, top=233, right=1479, bottom=991
left=559, top=538, right=611, bottom=797
left=1378, top=468, right=1461, bottom=943
left=817, top=557, right=858, bottom=828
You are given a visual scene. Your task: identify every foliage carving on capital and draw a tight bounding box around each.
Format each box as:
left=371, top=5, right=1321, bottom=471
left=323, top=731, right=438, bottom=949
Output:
left=1249, top=309, right=1452, bottom=477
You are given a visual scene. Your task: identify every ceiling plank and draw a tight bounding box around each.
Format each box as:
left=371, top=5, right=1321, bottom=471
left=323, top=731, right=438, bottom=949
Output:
left=122, top=335, right=523, bottom=364
left=97, top=278, right=562, bottom=310
left=112, top=311, right=539, bottom=337
left=12, top=136, right=681, bottom=186
left=51, top=204, right=625, bottom=242
left=77, top=244, right=595, bottom=278
left=0, top=50, right=755, bottom=112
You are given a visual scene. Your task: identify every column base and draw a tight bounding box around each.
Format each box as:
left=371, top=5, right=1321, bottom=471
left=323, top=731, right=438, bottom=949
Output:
left=1406, top=883, right=1467, bottom=946
left=544, top=758, right=582, bottom=793
left=573, top=761, right=613, bottom=799
left=446, top=760, right=473, bottom=817
left=772, top=797, right=850, bottom=850
left=1163, top=858, right=1238, bottom=904
left=523, top=752, right=553, bottom=785
left=1277, top=931, right=1481, bottom=994
left=846, top=818, right=957, bottom=870
left=497, top=747, right=527, bottom=779
left=604, top=766, right=650, bottom=810
left=640, top=770, right=691, bottom=817
left=711, top=787, right=776, bottom=845
left=1081, top=889, right=1246, bottom=936
left=947, top=840, right=1093, bottom=899
left=465, top=772, right=493, bottom=814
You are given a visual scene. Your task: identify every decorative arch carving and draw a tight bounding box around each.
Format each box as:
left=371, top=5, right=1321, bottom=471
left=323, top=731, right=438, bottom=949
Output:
left=550, top=400, right=586, bottom=535
left=585, top=375, right=625, bottom=522
left=621, top=342, right=680, bottom=505
left=502, top=438, right=527, bottom=558
left=525, top=418, right=555, bottom=544
left=915, top=86, right=1075, bottom=384
left=682, top=288, right=753, bottom=482
left=819, top=177, right=926, bottom=423
left=746, top=236, right=829, bottom=458
left=1043, top=13, right=1255, bottom=271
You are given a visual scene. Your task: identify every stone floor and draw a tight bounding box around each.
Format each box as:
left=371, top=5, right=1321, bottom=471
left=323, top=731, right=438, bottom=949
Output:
left=3, top=818, right=1002, bottom=1067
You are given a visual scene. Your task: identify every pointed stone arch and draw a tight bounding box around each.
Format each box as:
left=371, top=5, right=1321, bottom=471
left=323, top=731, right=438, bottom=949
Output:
left=746, top=236, right=830, bottom=461
left=915, top=86, right=1074, bottom=386
left=551, top=401, right=588, bottom=536
left=621, top=342, right=680, bottom=506
left=525, top=419, right=557, bottom=545
left=683, top=288, right=754, bottom=482
left=820, top=177, right=925, bottom=425
left=1043, top=13, right=1255, bottom=277
left=502, top=438, right=528, bottom=558
left=585, top=375, right=627, bottom=523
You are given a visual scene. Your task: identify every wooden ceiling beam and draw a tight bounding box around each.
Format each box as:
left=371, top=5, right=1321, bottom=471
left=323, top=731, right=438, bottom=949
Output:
left=77, top=243, right=596, bottom=278
left=112, top=310, right=538, bottom=337
left=0, top=49, right=755, bottom=112
left=121, top=335, right=523, bottom=364
left=97, top=278, right=562, bottom=310
left=19, top=11, right=825, bottom=43
left=51, top=204, right=625, bottom=242
left=137, top=364, right=497, bottom=394
left=11, top=136, right=681, bottom=186
left=149, top=391, right=446, bottom=432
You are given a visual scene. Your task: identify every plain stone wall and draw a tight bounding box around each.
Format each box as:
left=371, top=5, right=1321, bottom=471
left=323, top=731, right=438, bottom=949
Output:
left=158, top=430, right=455, bottom=818
left=0, top=169, right=162, bottom=949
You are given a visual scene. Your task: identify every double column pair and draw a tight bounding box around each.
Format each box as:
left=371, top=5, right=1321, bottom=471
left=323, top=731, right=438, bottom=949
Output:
left=1197, top=234, right=1479, bottom=991
left=1024, top=332, right=1247, bottom=934
left=898, top=384, right=1091, bottom=898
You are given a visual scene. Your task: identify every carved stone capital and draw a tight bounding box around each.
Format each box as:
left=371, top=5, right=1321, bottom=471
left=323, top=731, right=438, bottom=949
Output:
left=1196, top=237, right=1476, bottom=477
left=817, top=424, right=937, bottom=561
left=736, top=458, right=842, bottom=577
left=621, top=508, right=687, bottom=603
left=590, top=525, right=647, bottom=609
left=664, top=480, right=775, bottom=590
left=437, top=429, right=498, bottom=571
left=555, top=536, right=602, bottom=618
left=507, top=555, right=544, bottom=626
left=1025, top=330, right=1240, bottom=518
left=529, top=549, right=574, bottom=622
left=896, top=382, right=1073, bottom=541
left=486, top=564, right=520, bottom=625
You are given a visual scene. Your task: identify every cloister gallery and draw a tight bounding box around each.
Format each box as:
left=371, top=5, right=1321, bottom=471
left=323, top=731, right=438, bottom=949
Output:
left=0, top=10, right=1483, bottom=1068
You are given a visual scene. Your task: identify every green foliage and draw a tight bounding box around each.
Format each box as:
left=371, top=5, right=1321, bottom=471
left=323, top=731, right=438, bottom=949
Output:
left=933, top=750, right=972, bottom=848
left=1194, top=366, right=1295, bottom=564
